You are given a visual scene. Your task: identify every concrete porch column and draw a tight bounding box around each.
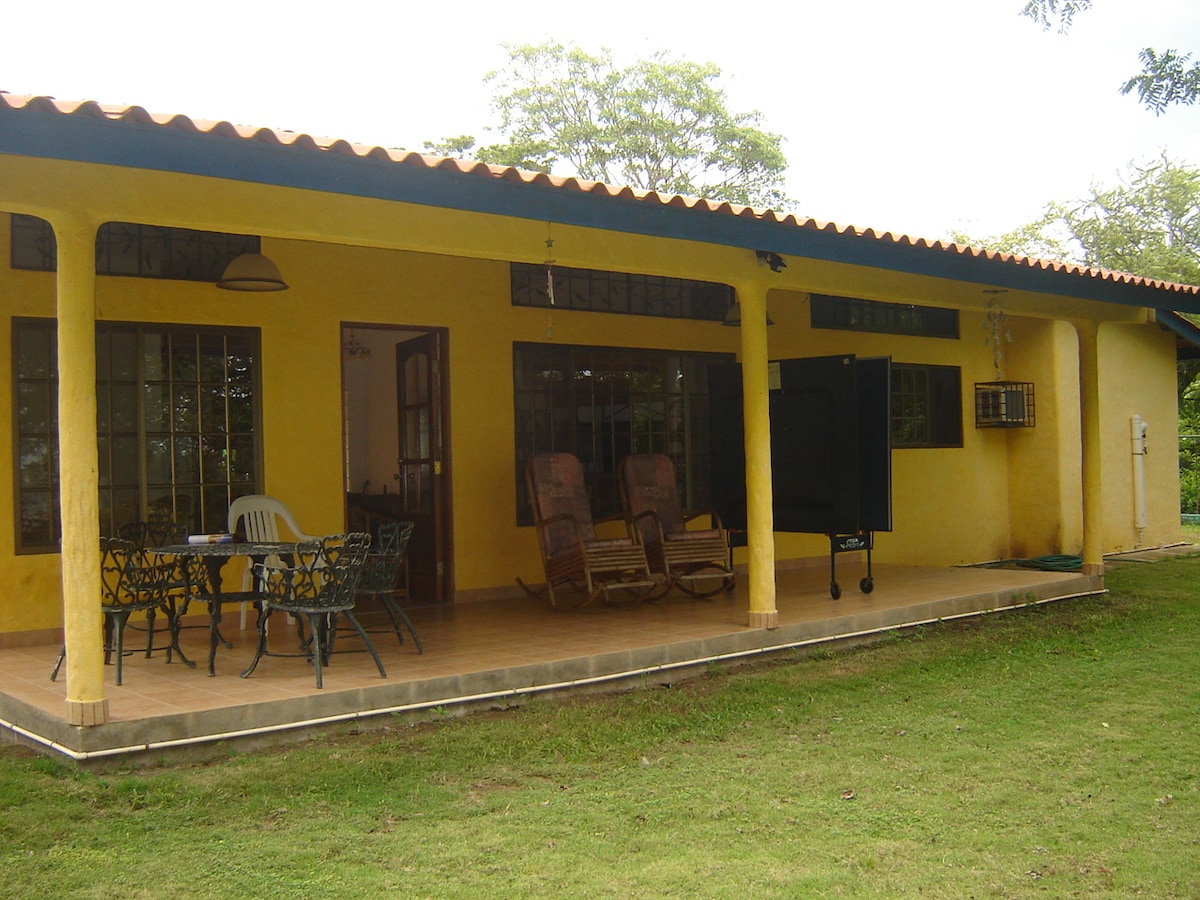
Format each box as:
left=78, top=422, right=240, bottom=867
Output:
left=734, top=280, right=778, bottom=629
left=1073, top=319, right=1105, bottom=578
left=53, top=213, right=107, bottom=726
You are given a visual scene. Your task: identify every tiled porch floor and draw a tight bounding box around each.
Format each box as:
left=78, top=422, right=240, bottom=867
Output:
left=0, top=561, right=1101, bottom=763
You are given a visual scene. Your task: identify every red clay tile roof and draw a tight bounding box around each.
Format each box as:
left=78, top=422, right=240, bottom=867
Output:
left=4, top=90, right=1199, bottom=302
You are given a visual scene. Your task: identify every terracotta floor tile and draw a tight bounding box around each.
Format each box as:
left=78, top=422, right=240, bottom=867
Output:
left=0, top=562, right=1103, bottom=760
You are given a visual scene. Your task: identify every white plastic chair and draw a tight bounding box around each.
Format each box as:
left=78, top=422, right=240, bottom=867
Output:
left=228, top=495, right=317, bottom=628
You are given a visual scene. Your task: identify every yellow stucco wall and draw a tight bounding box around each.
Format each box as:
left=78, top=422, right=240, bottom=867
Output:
left=1003, top=319, right=1083, bottom=559
left=1096, top=322, right=1181, bottom=552
left=0, top=155, right=1185, bottom=638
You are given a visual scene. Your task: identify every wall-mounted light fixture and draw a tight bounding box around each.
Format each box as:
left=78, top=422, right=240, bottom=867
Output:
left=755, top=250, right=787, bottom=272
left=722, top=249, right=786, bottom=325
left=216, top=253, right=289, bottom=291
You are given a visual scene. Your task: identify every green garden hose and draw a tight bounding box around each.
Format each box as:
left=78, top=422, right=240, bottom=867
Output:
left=1016, top=554, right=1083, bottom=571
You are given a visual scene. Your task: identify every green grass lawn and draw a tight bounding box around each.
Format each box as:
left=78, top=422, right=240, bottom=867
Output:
left=2, top=554, right=1199, bottom=898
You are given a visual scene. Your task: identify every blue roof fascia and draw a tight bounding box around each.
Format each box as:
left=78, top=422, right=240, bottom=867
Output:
left=1156, top=309, right=1200, bottom=348
left=5, top=106, right=1200, bottom=315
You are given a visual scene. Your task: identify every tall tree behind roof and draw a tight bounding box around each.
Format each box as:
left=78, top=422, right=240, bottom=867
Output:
left=956, top=156, right=1200, bottom=284
left=424, top=43, right=793, bottom=211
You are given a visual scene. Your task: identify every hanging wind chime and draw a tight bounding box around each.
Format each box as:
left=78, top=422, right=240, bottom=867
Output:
left=544, top=223, right=556, bottom=339
left=984, top=293, right=1011, bottom=380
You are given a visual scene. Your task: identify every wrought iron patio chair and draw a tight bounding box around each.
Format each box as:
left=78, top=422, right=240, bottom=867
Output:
left=349, top=520, right=423, bottom=653
left=241, top=533, right=384, bottom=688
left=117, top=518, right=193, bottom=654
left=50, top=537, right=184, bottom=685
left=618, top=453, right=735, bottom=598
left=517, top=451, right=662, bottom=608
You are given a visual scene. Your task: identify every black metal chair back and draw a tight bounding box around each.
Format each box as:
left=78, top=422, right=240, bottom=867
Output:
left=51, top=537, right=181, bottom=685
left=118, top=519, right=187, bottom=552
left=241, top=533, right=384, bottom=688
left=353, top=521, right=422, bottom=653
left=116, top=518, right=204, bottom=647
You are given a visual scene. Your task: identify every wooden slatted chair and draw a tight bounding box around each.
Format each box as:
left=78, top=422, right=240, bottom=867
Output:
left=618, top=453, right=735, bottom=598
left=518, top=451, right=662, bottom=608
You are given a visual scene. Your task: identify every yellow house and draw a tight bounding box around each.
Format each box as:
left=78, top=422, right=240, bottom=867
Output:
left=1, top=92, right=1197, bottom=728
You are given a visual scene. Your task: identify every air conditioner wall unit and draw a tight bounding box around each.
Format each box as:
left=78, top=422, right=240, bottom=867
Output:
left=975, top=381, right=1035, bottom=428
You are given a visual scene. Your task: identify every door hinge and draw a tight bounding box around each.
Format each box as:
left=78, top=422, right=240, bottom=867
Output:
left=434, top=460, right=443, bottom=476
left=436, top=561, right=444, bottom=576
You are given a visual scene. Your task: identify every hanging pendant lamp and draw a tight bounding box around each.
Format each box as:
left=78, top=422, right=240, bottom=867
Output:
left=216, top=253, right=288, bottom=292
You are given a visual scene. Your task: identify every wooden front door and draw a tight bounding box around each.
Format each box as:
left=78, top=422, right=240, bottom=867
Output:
left=395, top=332, right=446, bottom=602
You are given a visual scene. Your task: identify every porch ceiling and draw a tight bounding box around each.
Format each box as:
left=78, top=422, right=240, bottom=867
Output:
left=3, top=92, right=1200, bottom=315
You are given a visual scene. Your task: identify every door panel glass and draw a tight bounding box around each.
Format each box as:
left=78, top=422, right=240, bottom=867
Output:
left=392, top=331, right=442, bottom=602
left=404, top=354, right=428, bottom=405
left=403, top=410, right=422, bottom=457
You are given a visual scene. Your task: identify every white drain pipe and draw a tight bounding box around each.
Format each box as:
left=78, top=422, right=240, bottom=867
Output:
left=1, top=588, right=1106, bottom=762
left=1131, top=415, right=1148, bottom=542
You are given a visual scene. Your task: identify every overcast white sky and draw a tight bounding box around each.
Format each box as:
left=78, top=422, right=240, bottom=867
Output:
left=5, top=0, right=1200, bottom=242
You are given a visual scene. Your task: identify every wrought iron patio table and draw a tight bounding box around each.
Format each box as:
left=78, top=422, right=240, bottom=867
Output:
left=150, top=541, right=300, bottom=676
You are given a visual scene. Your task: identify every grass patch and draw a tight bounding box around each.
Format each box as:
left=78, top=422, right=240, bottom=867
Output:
left=1, top=556, right=1199, bottom=896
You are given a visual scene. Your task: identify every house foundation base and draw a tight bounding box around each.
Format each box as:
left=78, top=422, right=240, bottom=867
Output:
left=748, top=609, right=779, bottom=629
left=65, top=698, right=109, bottom=726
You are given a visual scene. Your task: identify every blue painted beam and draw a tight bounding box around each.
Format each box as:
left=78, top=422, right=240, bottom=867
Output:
left=4, top=104, right=1199, bottom=314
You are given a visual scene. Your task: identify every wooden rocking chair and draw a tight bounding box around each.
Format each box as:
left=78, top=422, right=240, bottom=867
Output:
left=518, top=452, right=662, bottom=608
left=618, top=453, right=735, bottom=598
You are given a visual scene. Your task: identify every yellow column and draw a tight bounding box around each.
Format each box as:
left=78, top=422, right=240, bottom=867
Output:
left=53, top=213, right=108, bottom=726
left=1074, top=320, right=1105, bottom=578
left=736, top=280, right=778, bottom=629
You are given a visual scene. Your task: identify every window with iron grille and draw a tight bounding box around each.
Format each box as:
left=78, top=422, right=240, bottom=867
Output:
left=890, top=363, right=963, bottom=448
left=513, top=342, right=731, bottom=525
left=811, top=293, right=959, bottom=339
left=511, top=262, right=733, bottom=321
left=10, top=214, right=260, bottom=282
left=13, top=318, right=261, bottom=552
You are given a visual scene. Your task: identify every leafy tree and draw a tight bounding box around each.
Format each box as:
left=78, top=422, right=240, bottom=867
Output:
left=421, top=135, right=478, bottom=159
left=961, top=156, right=1200, bottom=510
left=950, top=208, right=1074, bottom=262
left=423, top=43, right=792, bottom=210
left=1021, top=0, right=1093, bottom=31
left=1021, top=0, right=1200, bottom=112
left=1060, top=157, right=1200, bottom=282
left=961, top=156, right=1200, bottom=281
left=1122, top=49, right=1200, bottom=115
